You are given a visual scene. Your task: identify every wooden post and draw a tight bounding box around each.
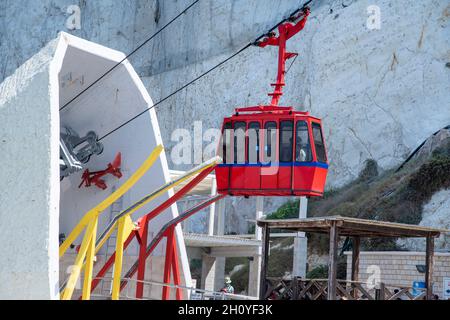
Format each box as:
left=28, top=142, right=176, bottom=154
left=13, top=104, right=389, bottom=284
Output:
left=351, top=236, right=360, bottom=299
left=425, top=234, right=435, bottom=300
left=292, top=276, right=299, bottom=300
left=328, top=222, right=339, bottom=300
left=259, top=224, right=270, bottom=300
left=379, top=282, right=386, bottom=301
left=351, top=237, right=360, bottom=281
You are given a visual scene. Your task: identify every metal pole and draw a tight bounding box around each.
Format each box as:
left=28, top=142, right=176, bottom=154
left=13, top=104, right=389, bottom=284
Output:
left=217, top=198, right=226, bottom=236
left=293, top=197, right=308, bottom=277
left=136, top=221, right=149, bottom=299
left=171, top=232, right=183, bottom=300
left=255, top=197, right=264, bottom=241
left=208, top=177, right=217, bottom=236
left=259, top=224, right=270, bottom=299
left=162, top=227, right=175, bottom=300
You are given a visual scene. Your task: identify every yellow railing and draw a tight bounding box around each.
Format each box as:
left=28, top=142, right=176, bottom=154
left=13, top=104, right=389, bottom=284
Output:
left=60, top=145, right=164, bottom=300
left=59, top=146, right=221, bottom=300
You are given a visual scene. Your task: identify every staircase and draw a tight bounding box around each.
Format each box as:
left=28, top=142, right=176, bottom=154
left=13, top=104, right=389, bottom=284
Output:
left=100, top=187, right=123, bottom=296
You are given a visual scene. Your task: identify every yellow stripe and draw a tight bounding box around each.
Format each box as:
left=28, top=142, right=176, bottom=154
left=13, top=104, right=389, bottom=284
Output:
left=61, top=219, right=98, bottom=300
left=82, top=218, right=98, bottom=300
left=111, top=216, right=134, bottom=300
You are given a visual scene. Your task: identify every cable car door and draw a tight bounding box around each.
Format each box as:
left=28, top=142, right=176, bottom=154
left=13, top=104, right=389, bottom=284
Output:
left=245, top=121, right=262, bottom=191
left=278, top=120, right=294, bottom=191
left=261, top=121, right=278, bottom=191
left=293, top=120, right=328, bottom=196
left=230, top=121, right=246, bottom=190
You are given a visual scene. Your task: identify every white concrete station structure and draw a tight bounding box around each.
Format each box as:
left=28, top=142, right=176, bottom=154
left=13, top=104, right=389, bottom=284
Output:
left=0, top=33, right=283, bottom=300
left=0, top=33, right=193, bottom=299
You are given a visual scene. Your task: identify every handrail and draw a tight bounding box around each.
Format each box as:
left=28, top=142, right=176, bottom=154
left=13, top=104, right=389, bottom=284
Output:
left=91, top=277, right=258, bottom=301
left=95, top=156, right=222, bottom=250
left=60, top=156, right=222, bottom=291
left=120, top=194, right=225, bottom=289
left=59, top=155, right=222, bottom=300
left=295, top=278, right=428, bottom=291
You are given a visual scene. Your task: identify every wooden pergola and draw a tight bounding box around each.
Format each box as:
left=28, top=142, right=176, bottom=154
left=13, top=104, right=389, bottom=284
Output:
left=257, top=216, right=446, bottom=300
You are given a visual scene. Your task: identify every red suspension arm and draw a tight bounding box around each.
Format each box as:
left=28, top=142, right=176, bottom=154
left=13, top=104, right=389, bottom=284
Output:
left=257, top=7, right=310, bottom=106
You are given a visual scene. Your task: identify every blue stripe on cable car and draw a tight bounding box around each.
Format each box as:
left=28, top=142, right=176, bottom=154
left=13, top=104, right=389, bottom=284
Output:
left=218, top=162, right=329, bottom=169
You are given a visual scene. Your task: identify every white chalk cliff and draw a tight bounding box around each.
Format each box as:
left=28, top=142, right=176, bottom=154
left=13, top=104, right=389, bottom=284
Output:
left=1, top=0, right=449, bottom=234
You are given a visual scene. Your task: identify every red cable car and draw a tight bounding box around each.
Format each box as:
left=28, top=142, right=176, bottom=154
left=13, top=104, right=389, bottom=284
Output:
left=216, top=7, right=329, bottom=197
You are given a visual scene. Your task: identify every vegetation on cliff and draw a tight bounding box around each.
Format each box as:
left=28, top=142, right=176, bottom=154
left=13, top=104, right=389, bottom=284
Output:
left=265, top=135, right=450, bottom=278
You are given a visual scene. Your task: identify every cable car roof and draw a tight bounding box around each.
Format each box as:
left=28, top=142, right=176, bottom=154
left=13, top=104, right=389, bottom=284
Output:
left=225, top=105, right=322, bottom=122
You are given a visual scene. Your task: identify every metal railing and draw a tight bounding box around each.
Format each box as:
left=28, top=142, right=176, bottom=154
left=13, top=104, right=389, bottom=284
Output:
left=85, top=277, right=258, bottom=301
left=59, top=144, right=222, bottom=300
left=59, top=145, right=164, bottom=300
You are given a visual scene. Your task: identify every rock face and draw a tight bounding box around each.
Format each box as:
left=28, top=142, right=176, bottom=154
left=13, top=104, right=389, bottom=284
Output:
left=399, top=189, right=450, bottom=251
left=1, top=0, right=449, bottom=233
left=413, top=129, right=450, bottom=163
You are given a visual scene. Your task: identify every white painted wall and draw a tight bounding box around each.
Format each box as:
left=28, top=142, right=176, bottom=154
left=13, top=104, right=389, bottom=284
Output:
left=0, top=38, right=62, bottom=300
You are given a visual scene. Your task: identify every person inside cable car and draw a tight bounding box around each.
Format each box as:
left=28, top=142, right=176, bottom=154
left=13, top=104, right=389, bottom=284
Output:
left=297, top=142, right=307, bottom=162
left=296, top=122, right=311, bottom=162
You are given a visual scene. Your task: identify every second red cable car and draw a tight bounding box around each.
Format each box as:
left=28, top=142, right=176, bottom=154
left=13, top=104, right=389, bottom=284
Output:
left=215, top=7, right=329, bottom=197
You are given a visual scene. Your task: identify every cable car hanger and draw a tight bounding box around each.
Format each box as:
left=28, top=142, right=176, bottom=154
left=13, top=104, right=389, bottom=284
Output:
left=255, top=6, right=310, bottom=107
left=235, top=6, right=311, bottom=116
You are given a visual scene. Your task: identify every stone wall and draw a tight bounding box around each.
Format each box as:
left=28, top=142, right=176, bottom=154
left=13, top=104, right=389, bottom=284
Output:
left=345, top=251, right=450, bottom=299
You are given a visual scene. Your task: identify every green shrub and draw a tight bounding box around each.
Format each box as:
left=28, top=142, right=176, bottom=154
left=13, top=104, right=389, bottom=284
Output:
left=408, top=156, right=450, bottom=204
left=306, top=265, right=328, bottom=279
left=267, top=200, right=299, bottom=220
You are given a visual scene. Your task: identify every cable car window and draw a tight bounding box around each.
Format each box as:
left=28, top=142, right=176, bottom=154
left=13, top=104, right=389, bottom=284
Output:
left=222, top=122, right=232, bottom=164
left=312, top=123, right=327, bottom=163
left=264, top=122, right=277, bottom=163
left=296, top=121, right=313, bottom=162
left=280, top=121, right=294, bottom=163
left=247, top=122, right=260, bottom=164
left=234, top=122, right=246, bottom=164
